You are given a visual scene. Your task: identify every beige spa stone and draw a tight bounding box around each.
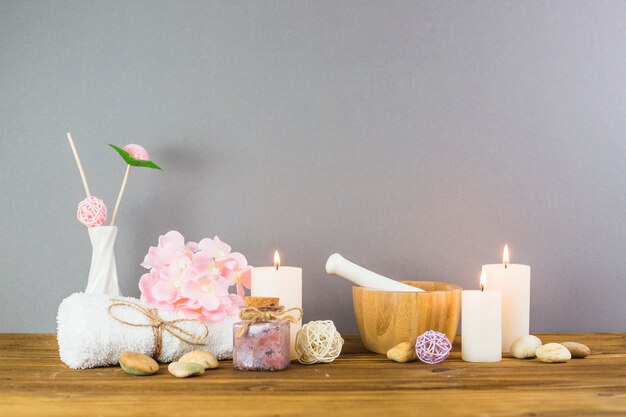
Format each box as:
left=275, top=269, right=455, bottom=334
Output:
left=536, top=343, right=571, bottom=363
left=179, top=351, right=219, bottom=369
left=510, top=335, right=542, bottom=359
left=387, top=342, right=417, bottom=363
left=560, top=342, right=590, bottom=358
left=168, top=361, right=205, bottom=378
left=119, top=351, right=159, bottom=376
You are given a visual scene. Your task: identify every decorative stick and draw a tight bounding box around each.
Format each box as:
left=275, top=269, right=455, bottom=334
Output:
left=108, top=143, right=161, bottom=226
left=109, top=164, right=130, bottom=226
left=66, top=132, right=91, bottom=197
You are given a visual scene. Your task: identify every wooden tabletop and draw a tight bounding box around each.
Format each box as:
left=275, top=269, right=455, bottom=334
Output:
left=0, top=333, right=625, bottom=416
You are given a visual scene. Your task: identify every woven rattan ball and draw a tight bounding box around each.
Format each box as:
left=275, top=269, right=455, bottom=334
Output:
left=295, top=320, right=344, bottom=365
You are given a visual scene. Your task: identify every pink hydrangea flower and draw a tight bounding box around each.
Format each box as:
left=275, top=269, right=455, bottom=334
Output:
left=235, top=267, right=252, bottom=298
left=139, top=231, right=251, bottom=322
left=123, top=144, right=150, bottom=160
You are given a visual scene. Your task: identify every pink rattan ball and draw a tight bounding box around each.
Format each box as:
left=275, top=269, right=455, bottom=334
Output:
left=415, top=330, right=452, bottom=364
left=77, top=196, right=107, bottom=227
left=123, top=144, right=149, bottom=160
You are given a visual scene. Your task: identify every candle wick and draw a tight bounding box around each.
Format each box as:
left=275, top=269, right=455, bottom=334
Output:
left=275, top=265, right=279, bottom=271
left=480, top=285, right=484, bottom=292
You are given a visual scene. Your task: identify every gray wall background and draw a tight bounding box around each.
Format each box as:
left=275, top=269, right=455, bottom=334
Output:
left=2, top=0, right=626, bottom=333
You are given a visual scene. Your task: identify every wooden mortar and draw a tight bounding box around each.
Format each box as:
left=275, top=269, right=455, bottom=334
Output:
left=353, top=281, right=461, bottom=354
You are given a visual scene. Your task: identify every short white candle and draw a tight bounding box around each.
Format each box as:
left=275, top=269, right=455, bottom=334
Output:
left=251, top=251, right=302, bottom=360
left=462, top=270, right=502, bottom=362
left=482, top=245, right=531, bottom=353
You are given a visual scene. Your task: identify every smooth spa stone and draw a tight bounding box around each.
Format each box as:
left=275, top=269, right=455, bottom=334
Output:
left=510, top=335, right=543, bottom=359
left=179, top=351, right=219, bottom=369
left=536, top=343, right=571, bottom=363
left=167, top=361, right=205, bottom=378
left=387, top=342, right=417, bottom=363
left=119, top=352, right=159, bottom=376
left=560, top=342, right=591, bottom=358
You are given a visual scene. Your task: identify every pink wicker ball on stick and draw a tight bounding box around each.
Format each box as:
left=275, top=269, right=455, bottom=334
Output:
left=123, top=144, right=149, bottom=160
left=77, top=196, right=107, bottom=227
left=415, top=330, right=452, bottom=364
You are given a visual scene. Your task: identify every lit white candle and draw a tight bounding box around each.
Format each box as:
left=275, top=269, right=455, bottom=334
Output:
left=462, top=270, right=502, bottom=362
left=482, top=245, right=531, bottom=353
left=251, top=251, right=302, bottom=360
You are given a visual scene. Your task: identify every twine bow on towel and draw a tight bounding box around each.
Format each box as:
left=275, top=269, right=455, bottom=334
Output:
left=108, top=299, right=209, bottom=358
left=237, top=306, right=303, bottom=337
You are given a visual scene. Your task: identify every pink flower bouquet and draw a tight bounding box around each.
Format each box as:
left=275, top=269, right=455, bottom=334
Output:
left=139, top=231, right=251, bottom=322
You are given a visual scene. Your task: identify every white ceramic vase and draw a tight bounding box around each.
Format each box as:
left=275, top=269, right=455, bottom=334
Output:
left=85, top=226, right=121, bottom=296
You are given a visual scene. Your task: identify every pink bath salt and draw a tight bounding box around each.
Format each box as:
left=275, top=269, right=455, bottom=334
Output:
left=232, top=319, right=291, bottom=371
left=123, top=144, right=149, bottom=160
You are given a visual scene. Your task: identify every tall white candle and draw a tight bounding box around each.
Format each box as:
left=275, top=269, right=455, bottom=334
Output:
left=251, top=251, right=302, bottom=360
left=482, top=245, right=530, bottom=353
left=462, top=270, right=502, bottom=362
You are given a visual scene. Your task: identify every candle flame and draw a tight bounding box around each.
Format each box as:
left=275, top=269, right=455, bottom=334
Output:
left=274, top=250, right=280, bottom=270
left=503, top=244, right=510, bottom=268
left=480, top=269, right=487, bottom=291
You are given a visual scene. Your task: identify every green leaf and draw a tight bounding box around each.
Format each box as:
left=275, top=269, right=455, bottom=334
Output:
left=109, top=144, right=163, bottom=170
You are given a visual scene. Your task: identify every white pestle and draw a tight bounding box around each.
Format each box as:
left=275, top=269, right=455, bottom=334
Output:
left=325, top=253, right=424, bottom=292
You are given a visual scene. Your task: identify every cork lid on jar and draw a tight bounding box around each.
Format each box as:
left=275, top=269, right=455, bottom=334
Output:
left=244, top=296, right=280, bottom=307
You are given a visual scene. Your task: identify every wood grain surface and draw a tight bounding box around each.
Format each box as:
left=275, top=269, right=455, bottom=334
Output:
left=0, top=333, right=625, bottom=416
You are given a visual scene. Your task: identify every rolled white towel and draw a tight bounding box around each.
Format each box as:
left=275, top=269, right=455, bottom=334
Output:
left=57, top=292, right=236, bottom=369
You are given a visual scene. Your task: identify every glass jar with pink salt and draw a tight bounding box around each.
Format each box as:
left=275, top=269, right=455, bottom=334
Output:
left=233, top=297, right=291, bottom=371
